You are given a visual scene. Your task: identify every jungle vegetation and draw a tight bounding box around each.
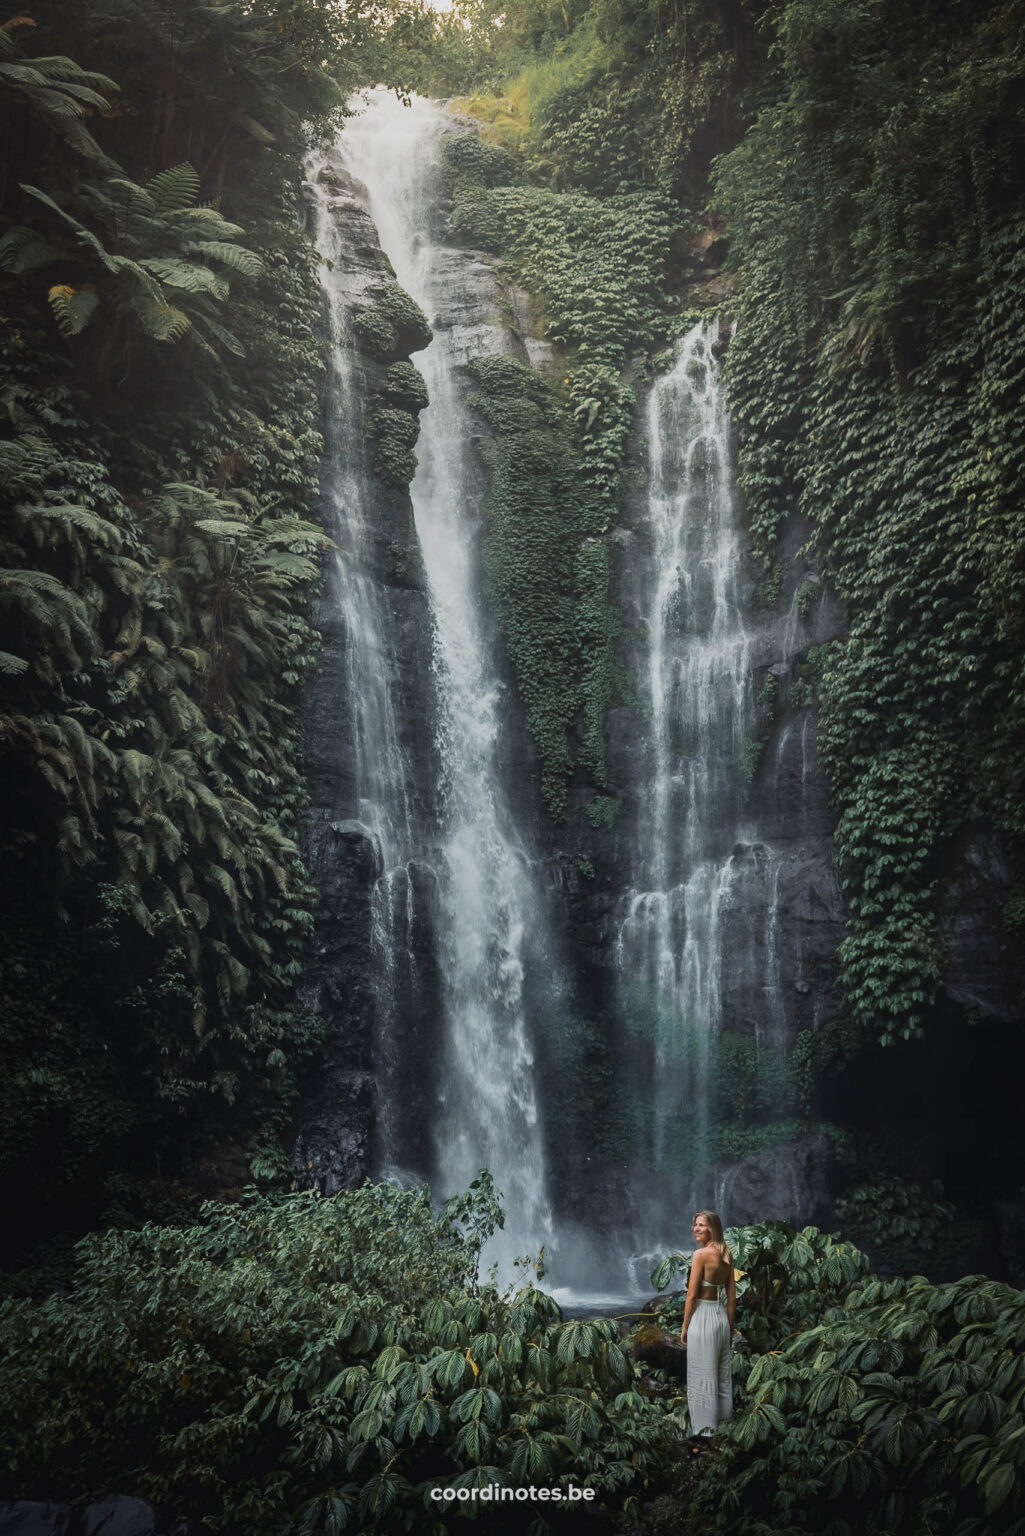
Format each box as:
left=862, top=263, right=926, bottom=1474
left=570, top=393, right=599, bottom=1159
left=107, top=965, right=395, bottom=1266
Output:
left=3, top=1185, right=1023, bottom=1534
left=3, top=0, right=1025, bottom=1529
left=0, top=0, right=443, bottom=1268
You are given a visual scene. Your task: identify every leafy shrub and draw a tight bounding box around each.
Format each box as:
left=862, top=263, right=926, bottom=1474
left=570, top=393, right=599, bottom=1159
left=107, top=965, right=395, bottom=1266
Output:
left=380, top=361, right=430, bottom=414
left=0, top=1180, right=685, bottom=1532
left=835, top=1178, right=956, bottom=1263
left=586, top=794, right=618, bottom=829
left=368, top=405, right=422, bottom=489
left=692, top=1271, right=1025, bottom=1535
left=352, top=282, right=432, bottom=363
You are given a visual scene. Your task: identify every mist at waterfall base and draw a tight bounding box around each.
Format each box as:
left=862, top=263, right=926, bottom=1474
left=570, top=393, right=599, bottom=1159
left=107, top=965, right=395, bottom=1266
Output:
left=306, top=91, right=836, bottom=1300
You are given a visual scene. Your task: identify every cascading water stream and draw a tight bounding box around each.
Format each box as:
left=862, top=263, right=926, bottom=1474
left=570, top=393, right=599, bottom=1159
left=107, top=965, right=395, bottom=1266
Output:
left=616, top=323, right=835, bottom=1251
left=305, top=156, right=420, bottom=1171
left=333, top=93, right=553, bottom=1264
left=617, top=322, right=753, bottom=1195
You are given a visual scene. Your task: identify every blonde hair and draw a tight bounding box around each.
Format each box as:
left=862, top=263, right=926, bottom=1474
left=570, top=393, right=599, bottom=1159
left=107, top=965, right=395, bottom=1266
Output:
left=694, top=1209, right=733, bottom=1269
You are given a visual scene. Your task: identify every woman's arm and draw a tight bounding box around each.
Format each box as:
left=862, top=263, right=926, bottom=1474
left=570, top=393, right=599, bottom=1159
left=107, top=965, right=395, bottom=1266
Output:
left=726, top=1265, right=737, bottom=1331
left=681, top=1251, right=703, bottom=1341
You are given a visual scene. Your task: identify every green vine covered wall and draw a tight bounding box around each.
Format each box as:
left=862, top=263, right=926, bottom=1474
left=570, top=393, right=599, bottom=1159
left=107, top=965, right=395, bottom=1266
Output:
left=716, top=0, right=1025, bottom=1044
left=444, top=133, right=681, bottom=816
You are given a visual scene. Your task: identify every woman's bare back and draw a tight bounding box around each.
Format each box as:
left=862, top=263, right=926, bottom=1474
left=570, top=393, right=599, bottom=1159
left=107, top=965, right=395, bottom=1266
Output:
left=694, top=1244, right=731, bottom=1289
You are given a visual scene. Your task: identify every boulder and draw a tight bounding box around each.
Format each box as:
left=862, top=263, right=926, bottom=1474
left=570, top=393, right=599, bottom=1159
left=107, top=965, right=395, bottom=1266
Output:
left=0, top=1502, right=186, bottom=1536
left=80, top=1499, right=157, bottom=1536
left=710, top=1131, right=836, bottom=1228
left=0, top=1506, right=74, bottom=1536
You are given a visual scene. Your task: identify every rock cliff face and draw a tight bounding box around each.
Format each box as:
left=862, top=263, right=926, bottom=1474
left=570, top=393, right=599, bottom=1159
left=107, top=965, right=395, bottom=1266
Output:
left=938, top=825, right=1025, bottom=1023
left=712, top=1129, right=837, bottom=1228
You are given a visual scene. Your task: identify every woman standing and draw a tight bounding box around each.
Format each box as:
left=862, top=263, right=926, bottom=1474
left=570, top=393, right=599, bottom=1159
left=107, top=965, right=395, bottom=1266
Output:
left=681, top=1209, right=736, bottom=1435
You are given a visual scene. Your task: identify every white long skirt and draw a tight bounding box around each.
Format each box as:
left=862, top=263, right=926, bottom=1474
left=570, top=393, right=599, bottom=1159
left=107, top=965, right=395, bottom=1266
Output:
left=687, top=1299, right=732, bottom=1433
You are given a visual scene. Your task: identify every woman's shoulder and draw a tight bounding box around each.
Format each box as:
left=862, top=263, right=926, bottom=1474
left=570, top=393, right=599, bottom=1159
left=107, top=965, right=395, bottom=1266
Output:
left=697, top=1244, right=731, bottom=1279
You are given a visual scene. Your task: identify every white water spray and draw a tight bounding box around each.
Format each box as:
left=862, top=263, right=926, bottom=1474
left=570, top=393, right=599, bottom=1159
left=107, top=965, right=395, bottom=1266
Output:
left=334, top=92, right=553, bottom=1265
left=617, top=322, right=753, bottom=1185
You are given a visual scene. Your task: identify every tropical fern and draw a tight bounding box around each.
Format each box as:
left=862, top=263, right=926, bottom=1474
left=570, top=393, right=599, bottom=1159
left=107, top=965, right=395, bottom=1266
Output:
left=5, top=165, right=263, bottom=361
left=46, top=283, right=100, bottom=336
left=0, top=16, right=118, bottom=163
left=0, top=0, right=353, bottom=1235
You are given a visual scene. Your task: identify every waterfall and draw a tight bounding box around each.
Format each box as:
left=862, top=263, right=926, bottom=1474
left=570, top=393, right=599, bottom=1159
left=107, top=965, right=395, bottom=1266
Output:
left=614, top=320, right=841, bottom=1243
left=303, top=101, right=843, bottom=1286
left=304, top=153, right=425, bottom=1178
left=616, top=323, right=752, bottom=1193
left=330, top=92, right=554, bottom=1264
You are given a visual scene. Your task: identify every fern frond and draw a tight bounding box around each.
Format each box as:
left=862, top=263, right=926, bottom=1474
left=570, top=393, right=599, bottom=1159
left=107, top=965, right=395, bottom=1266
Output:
left=26, top=501, right=120, bottom=547
left=172, top=208, right=246, bottom=240
left=194, top=518, right=249, bottom=539
left=208, top=863, right=240, bottom=912
left=130, top=292, right=191, bottom=343
left=102, top=176, right=156, bottom=217
left=189, top=239, right=265, bottom=278
left=18, top=55, right=117, bottom=95
left=47, top=283, right=99, bottom=336
left=20, top=184, right=107, bottom=257
left=0, top=435, right=54, bottom=491
left=141, top=257, right=229, bottom=298
left=183, top=892, right=210, bottom=928
left=187, top=310, right=244, bottom=357
left=0, top=224, right=62, bottom=273
left=33, top=75, right=113, bottom=110
left=146, top=163, right=201, bottom=214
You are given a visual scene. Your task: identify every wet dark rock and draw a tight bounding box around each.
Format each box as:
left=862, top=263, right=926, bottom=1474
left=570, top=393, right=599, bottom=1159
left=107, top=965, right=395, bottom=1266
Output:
left=0, top=1507, right=73, bottom=1536
left=303, top=159, right=391, bottom=280
left=0, top=1502, right=187, bottom=1536
left=329, top=819, right=383, bottom=882
left=681, top=222, right=729, bottom=265
left=632, top=1321, right=687, bottom=1378
left=373, top=859, right=444, bottom=1176
left=80, top=1499, right=163, bottom=1536
left=710, top=1131, right=836, bottom=1228
left=938, top=825, right=1025, bottom=1023
left=425, top=251, right=503, bottom=347
left=294, top=1070, right=374, bottom=1194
